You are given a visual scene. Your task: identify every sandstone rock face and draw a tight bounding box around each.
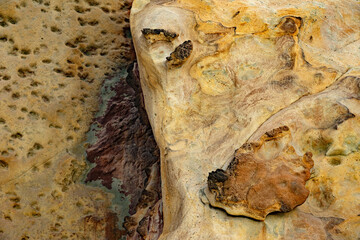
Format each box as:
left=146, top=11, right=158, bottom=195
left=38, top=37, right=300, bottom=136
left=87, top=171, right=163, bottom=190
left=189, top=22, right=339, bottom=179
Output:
left=207, top=126, right=314, bottom=220
left=0, top=0, right=162, bottom=239
left=131, top=0, right=360, bottom=239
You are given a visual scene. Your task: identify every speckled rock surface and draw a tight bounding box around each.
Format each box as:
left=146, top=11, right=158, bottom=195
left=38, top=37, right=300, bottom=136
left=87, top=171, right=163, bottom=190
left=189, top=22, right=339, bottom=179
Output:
left=0, top=0, right=162, bottom=239
left=131, top=0, right=360, bottom=239
left=206, top=126, right=314, bottom=220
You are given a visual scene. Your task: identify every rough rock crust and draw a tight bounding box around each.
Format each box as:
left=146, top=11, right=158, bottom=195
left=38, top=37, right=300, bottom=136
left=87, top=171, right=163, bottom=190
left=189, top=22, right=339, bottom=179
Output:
left=206, top=126, right=314, bottom=220
left=166, top=40, right=193, bottom=68
left=142, top=28, right=178, bottom=44
left=86, top=63, right=163, bottom=240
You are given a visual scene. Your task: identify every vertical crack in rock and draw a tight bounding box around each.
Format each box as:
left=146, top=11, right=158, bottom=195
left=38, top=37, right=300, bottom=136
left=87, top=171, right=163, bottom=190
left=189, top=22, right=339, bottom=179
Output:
left=206, top=126, right=314, bottom=220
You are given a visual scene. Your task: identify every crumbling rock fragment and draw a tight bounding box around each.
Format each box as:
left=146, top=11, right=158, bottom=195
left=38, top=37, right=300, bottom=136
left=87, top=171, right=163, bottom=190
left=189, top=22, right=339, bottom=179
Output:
left=206, top=126, right=314, bottom=220
left=142, top=28, right=178, bottom=44
left=166, top=40, right=193, bottom=68
left=279, top=17, right=302, bottom=35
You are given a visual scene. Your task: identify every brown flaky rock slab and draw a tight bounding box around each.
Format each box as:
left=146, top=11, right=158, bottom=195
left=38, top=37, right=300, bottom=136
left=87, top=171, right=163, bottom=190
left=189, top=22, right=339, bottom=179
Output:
left=206, top=126, right=314, bottom=220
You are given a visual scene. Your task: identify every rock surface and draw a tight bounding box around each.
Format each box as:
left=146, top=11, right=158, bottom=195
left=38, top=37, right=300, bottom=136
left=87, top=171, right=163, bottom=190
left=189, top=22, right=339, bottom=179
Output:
left=0, top=0, right=162, bottom=239
left=207, top=126, right=314, bottom=220
left=86, top=62, right=163, bottom=240
left=131, top=0, right=360, bottom=239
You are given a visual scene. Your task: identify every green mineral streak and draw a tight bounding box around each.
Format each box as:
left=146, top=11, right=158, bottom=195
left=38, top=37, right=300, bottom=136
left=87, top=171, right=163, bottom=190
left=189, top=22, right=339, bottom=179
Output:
left=203, top=69, right=228, bottom=77
left=242, top=16, right=250, bottom=22
left=344, top=135, right=359, bottom=153
left=96, top=67, right=128, bottom=118
left=81, top=67, right=131, bottom=239
left=85, top=67, right=128, bottom=145
left=85, top=178, right=130, bottom=234
left=85, top=123, right=101, bottom=146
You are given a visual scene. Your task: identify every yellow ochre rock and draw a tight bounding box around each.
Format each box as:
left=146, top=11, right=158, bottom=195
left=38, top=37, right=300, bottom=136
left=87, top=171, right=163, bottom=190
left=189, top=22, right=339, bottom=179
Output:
left=131, top=0, right=360, bottom=239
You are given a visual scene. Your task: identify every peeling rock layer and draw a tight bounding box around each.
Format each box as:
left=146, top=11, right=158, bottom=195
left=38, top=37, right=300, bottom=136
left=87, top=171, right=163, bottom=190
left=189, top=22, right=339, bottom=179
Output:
left=207, top=126, right=314, bottom=220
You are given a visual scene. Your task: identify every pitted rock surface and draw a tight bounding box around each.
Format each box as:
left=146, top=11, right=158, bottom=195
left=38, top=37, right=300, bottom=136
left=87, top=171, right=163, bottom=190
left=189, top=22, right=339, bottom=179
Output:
left=0, top=0, right=162, bottom=239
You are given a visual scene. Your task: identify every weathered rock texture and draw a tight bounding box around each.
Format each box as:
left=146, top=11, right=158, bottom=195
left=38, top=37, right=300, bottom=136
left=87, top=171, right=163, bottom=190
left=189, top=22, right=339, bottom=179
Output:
left=0, top=0, right=162, bottom=239
left=131, top=0, right=360, bottom=239
left=207, top=126, right=314, bottom=220
left=142, top=28, right=178, bottom=44
left=86, top=62, right=163, bottom=239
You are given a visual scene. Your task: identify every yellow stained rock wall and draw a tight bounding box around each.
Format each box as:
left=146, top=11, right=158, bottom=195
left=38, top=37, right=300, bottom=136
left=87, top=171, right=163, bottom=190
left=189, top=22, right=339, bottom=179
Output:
left=131, top=0, right=360, bottom=239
